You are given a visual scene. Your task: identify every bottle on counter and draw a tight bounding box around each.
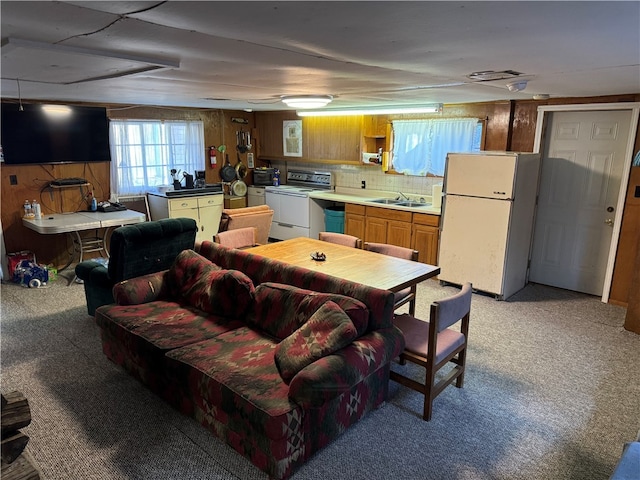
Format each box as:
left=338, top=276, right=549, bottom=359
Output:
left=32, top=199, right=41, bottom=218
left=273, top=169, right=280, bottom=186
left=23, top=200, right=32, bottom=218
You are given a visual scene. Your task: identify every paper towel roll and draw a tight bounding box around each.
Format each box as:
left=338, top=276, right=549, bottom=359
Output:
left=432, top=184, right=443, bottom=209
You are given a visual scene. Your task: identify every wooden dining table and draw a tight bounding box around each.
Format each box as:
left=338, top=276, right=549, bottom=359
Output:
left=245, top=237, right=440, bottom=293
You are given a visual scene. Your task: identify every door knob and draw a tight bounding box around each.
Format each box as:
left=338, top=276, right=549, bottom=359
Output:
left=604, top=218, right=614, bottom=226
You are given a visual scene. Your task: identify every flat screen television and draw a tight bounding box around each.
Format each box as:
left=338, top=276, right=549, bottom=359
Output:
left=1, top=103, right=111, bottom=165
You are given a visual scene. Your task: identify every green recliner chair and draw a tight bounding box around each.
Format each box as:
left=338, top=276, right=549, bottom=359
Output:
left=75, top=217, right=198, bottom=315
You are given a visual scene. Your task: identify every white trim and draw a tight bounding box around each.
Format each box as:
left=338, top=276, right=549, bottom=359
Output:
left=533, top=102, right=640, bottom=303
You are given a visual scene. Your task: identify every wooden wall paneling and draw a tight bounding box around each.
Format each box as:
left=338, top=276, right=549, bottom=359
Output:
left=220, top=110, right=256, bottom=184
left=0, top=161, right=111, bottom=267
left=623, top=235, right=640, bottom=333
left=609, top=167, right=640, bottom=306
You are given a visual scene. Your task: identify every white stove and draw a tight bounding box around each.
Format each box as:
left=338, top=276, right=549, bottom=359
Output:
left=265, top=170, right=333, bottom=240
left=264, top=170, right=333, bottom=195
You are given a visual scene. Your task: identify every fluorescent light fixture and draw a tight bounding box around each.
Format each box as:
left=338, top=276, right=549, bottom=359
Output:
left=297, top=104, right=443, bottom=117
left=41, top=104, right=72, bottom=116
left=281, top=95, right=333, bottom=109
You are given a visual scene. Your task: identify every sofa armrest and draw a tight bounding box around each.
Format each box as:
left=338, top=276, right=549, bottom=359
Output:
left=288, top=327, right=405, bottom=407
left=112, top=271, right=168, bottom=305
left=75, top=261, right=111, bottom=288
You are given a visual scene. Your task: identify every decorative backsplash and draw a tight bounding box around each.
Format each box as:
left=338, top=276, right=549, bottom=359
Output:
left=270, top=161, right=443, bottom=196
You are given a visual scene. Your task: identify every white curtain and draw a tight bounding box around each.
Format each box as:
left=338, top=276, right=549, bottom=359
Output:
left=110, top=120, right=204, bottom=196
left=392, top=118, right=479, bottom=176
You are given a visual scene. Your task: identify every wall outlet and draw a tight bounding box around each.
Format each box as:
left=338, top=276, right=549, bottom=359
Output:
left=361, top=180, right=366, bottom=189
left=247, top=153, right=254, bottom=168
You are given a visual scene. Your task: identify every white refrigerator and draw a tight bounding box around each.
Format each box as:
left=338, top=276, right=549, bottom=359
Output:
left=438, top=152, right=541, bottom=300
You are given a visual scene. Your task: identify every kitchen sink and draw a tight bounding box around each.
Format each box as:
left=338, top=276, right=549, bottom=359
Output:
left=370, top=198, right=403, bottom=204
left=396, top=201, right=432, bottom=208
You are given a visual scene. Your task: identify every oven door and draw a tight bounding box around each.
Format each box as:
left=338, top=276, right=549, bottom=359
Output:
left=266, top=190, right=310, bottom=228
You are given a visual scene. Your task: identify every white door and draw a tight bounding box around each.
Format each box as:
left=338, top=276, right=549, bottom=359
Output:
left=529, top=110, right=631, bottom=295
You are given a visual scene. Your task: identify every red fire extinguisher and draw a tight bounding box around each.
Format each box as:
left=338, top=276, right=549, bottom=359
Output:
left=209, top=146, right=217, bottom=168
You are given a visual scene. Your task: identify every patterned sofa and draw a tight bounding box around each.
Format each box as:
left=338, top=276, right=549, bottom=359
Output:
left=94, top=240, right=405, bottom=479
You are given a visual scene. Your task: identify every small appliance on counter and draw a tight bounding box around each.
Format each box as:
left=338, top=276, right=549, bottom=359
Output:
left=183, top=172, right=194, bottom=189
left=195, top=170, right=206, bottom=188
left=253, top=167, right=276, bottom=186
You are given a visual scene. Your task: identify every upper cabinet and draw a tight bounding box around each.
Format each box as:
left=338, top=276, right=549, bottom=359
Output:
left=255, top=112, right=363, bottom=163
left=255, top=111, right=297, bottom=158
left=303, top=116, right=362, bottom=162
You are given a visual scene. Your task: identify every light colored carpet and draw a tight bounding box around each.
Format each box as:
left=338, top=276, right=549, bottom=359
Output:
left=1, top=275, right=638, bottom=480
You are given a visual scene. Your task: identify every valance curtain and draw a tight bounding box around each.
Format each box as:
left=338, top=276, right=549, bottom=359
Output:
left=392, top=118, right=479, bottom=176
left=109, top=120, right=204, bottom=196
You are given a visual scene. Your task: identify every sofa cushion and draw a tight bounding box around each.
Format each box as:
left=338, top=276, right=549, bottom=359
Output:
left=274, top=301, right=358, bottom=383
left=249, top=282, right=369, bottom=339
left=165, top=327, right=302, bottom=442
left=166, top=249, right=255, bottom=318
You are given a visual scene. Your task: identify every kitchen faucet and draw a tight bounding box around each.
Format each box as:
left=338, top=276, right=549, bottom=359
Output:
left=397, top=192, right=410, bottom=201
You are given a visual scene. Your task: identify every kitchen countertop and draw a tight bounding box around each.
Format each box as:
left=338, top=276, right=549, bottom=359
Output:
left=148, top=187, right=224, bottom=198
left=309, top=187, right=441, bottom=215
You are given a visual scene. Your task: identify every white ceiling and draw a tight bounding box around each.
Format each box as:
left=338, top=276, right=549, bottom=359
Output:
left=1, top=1, right=639, bottom=111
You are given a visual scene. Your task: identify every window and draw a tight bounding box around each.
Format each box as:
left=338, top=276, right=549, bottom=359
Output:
left=109, top=120, right=205, bottom=196
left=391, top=118, right=481, bottom=176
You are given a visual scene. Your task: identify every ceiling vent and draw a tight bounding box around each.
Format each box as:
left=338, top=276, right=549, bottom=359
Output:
left=467, top=70, right=524, bottom=82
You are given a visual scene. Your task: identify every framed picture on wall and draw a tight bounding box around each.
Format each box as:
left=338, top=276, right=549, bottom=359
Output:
left=283, top=120, right=302, bottom=157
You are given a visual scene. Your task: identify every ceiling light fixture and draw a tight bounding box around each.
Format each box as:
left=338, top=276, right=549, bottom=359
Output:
left=506, top=80, right=528, bottom=92
left=296, top=104, right=443, bottom=117
left=41, top=104, right=72, bottom=116
left=281, top=95, right=333, bottom=109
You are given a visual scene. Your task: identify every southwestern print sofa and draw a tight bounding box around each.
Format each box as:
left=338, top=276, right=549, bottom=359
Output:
left=94, top=241, right=405, bottom=479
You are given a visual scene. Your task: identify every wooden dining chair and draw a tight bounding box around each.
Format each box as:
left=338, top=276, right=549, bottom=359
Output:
left=214, top=227, right=258, bottom=249
left=390, top=282, right=472, bottom=421
left=318, top=232, right=362, bottom=248
left=364, top=242, right=419, bottom=316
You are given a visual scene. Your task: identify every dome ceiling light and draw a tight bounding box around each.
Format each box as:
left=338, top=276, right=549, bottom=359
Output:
left=506, top=80, right=528, bottom=92
left=281, top=95, right=333, bottom=109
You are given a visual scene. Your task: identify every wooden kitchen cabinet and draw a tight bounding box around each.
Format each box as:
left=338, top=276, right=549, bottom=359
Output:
left=412, top=213, right=440, bottom=265
left=362, top=115, right=391, bottom=158
left=345, top=203, right=366, bottom=241
left=303, top=116, right=363, bottom=162
left=364, top=206, right=412, bottom=248
left=255, top=113, right=362, bottom=162
left=255, top=111, right=298, bottom=158
left=147, top=193, right=224, bottom=243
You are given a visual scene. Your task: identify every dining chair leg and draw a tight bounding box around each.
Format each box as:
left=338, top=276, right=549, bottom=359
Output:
left=455, top=351, right=467, bottom=388
left=423, top=365, right=437, bottom=421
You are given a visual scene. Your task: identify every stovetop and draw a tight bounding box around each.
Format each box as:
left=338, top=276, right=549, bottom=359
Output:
left=285, top=169, right=333, bottom=190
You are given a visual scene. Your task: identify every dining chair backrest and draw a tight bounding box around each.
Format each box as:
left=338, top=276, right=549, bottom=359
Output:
left=318, top=232, right=362, bottom=248
left=364, top=242, right=419, bottom=315
left=214, top=226, right=258, bottom=249
left=434, top=282, right=473, bottom=332
left=363, top=242, right=418, bottom=261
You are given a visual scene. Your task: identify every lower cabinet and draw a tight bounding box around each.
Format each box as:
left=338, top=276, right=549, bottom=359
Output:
left=345, top=203, right=366, bottom=240
left=365, top=206, right=412, bottom=248
left=345, top=202, right=440, bottom=265
left=148, top=193, right=224, bottom=243
left=412, top=213, right=440, bottom=265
